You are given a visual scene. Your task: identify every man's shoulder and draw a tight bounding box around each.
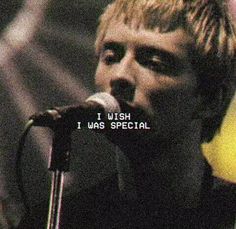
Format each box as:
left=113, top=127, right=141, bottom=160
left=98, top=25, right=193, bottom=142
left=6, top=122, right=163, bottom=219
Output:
left=203, top=178, right=236, bottom=229
left=211, top=178, right=236, bottom=207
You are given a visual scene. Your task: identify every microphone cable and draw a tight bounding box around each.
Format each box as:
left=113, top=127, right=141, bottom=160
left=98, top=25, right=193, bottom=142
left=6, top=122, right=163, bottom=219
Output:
left=15, top=119, right=34, bottom=215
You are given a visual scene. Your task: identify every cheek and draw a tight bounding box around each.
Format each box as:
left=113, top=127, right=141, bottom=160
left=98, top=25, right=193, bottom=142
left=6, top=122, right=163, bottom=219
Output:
left=145, top=75, right=199, bottom=120
left=135, top=75, right=185, bottom=112
left=149, top=85, right=199, bottom=124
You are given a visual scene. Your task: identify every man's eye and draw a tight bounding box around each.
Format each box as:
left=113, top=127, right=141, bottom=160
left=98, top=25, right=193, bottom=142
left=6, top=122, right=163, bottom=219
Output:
left=101, top=49, right=117, bottom=65
left=149, top=56, right=162, bottom=68
left=100, top=43, right=124, bottom=65
left=143, top=56, right=168, bottom=72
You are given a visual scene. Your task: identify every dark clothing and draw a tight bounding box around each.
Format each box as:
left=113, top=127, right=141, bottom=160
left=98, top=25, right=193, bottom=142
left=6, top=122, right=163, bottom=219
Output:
left=18, top=174, right=236, bottom=229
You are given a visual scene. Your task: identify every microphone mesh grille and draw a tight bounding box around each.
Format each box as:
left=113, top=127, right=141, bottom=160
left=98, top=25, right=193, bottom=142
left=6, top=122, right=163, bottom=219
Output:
left=86, top=92, right=121, bottom=114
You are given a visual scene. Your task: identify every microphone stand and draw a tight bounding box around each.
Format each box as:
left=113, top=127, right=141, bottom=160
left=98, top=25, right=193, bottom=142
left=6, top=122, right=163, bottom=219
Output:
left=46, top=126, right=71, bottom=229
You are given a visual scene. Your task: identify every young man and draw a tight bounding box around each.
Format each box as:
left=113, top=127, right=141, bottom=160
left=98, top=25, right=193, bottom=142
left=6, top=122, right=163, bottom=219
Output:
left=19, top=0, right=236, bottom=228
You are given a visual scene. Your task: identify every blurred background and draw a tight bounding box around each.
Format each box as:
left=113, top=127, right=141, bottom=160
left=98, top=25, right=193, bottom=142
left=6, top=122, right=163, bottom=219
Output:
left=0, top=0, right=235, bottom=228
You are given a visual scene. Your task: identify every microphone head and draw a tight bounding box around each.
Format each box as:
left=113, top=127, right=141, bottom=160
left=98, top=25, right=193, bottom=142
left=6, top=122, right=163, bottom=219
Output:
left=86, top=92, right=121, bottom=114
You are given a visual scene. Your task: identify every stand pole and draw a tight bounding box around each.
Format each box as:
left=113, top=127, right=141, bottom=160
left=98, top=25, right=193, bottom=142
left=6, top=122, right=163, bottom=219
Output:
left=47, top=170, right=64, bottom=229
left=46, top=127, right=71, bottom=229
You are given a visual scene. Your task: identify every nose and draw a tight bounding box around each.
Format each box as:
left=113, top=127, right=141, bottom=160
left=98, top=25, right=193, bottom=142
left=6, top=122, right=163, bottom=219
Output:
left=110, top=54, right=136, bottom=102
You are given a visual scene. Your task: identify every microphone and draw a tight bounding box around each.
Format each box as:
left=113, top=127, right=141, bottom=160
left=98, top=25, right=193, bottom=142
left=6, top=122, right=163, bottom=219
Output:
left=30, top=92, right=121, bottom=130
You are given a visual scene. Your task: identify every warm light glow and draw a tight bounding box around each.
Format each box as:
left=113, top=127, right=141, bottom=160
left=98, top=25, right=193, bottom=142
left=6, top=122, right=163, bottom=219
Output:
left=203, top=95, right=236, bottom=183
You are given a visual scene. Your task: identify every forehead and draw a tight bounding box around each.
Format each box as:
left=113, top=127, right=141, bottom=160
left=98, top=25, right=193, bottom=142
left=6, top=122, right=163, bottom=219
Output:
left=100, top=19, right=193, bottom=60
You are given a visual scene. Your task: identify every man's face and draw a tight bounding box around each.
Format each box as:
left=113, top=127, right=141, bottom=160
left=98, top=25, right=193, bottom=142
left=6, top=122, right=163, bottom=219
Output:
left=95, top=20, right=201, bottom=141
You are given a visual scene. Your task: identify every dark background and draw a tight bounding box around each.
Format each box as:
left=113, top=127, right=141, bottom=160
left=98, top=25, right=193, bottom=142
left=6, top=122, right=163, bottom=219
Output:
left=0, top=1, right=235, bottom=228
left=0, top=1, right=116, bottom=227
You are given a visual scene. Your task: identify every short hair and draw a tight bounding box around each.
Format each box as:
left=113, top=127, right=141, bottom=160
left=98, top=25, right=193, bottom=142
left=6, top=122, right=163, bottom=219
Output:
left=95, top=0, right=236, bottom=143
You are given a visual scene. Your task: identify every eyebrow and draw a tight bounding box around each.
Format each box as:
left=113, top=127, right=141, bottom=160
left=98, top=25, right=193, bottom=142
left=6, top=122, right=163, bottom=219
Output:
left=102, top=41, right=123, bottom=51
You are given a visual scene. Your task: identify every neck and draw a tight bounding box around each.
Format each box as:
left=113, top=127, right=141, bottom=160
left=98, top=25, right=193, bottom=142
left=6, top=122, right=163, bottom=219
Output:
left=115, top=121, right=208, bottom=209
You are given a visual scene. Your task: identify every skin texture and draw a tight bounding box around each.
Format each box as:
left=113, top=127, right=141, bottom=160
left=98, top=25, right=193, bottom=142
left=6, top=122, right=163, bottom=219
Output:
left=96, top=20, right=202, bottom=138
left=95, top=20, right=208, bottom=208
